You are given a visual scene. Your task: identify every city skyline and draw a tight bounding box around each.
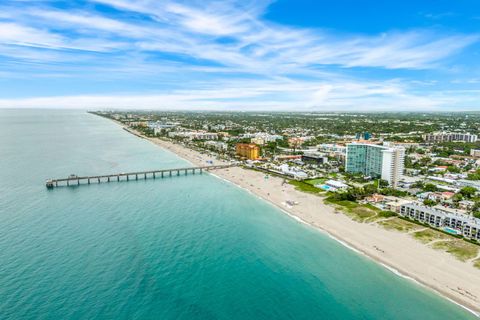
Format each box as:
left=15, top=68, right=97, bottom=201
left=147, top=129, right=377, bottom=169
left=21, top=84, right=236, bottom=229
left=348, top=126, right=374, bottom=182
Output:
left=0, top=0, right=479, bottom=110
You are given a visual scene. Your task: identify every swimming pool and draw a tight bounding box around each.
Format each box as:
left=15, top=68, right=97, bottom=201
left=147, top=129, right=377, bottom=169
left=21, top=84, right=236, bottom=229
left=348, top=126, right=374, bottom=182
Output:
left=444, top=227, right=461, bottom=235
left=319, top=184, right=334, bottom=191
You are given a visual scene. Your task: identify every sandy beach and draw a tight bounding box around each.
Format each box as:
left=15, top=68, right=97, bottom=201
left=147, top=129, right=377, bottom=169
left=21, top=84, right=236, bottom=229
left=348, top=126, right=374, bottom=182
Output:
left=124, top=126, right=480, bottom=315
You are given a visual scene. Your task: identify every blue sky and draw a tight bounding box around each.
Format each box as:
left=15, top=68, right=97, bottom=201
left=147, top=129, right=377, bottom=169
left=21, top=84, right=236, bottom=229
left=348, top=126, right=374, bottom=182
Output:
left=0, top=0, right=479, bottom=110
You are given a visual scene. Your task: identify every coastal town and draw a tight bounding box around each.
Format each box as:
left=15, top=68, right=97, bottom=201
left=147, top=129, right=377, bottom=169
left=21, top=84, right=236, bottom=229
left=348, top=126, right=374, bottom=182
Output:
left=5, top=0, right=480, bottom=318
left=94, top=111, right=480, bottom=267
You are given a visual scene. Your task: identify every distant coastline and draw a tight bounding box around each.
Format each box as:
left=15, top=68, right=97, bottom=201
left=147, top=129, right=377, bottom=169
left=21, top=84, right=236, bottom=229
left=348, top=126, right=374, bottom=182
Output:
left=101, top=114, right=480, bottom=316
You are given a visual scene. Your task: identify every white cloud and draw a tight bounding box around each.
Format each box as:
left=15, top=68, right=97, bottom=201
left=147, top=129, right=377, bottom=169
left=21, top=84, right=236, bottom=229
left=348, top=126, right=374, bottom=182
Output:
left=0, top=0, right=478, bottom=110
left=0, top=22, right=65, bottom=48
left=0, top=78, right=477, bottom=111
left=2, top=1, right=476, bottom=71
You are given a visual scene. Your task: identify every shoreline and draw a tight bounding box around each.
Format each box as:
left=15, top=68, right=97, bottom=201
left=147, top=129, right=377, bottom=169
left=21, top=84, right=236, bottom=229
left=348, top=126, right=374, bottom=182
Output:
left=113, top=120, right=480, bottom=316
left=215, top=167, right=480, bottom=317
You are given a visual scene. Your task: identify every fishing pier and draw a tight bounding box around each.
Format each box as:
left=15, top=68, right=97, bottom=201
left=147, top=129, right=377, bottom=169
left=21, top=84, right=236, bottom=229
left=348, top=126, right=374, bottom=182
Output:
left=45, top=164, right=235, bottom=188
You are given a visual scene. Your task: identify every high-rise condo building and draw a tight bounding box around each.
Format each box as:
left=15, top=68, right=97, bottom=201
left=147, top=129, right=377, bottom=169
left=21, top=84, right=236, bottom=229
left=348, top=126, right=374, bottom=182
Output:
left=345, top=143, right=405, bottom=188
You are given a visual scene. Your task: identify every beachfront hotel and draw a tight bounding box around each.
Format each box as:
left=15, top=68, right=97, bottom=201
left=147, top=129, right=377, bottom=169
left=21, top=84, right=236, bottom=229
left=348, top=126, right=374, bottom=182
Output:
left=345, top=143, right=405, bottom=188
left=400, top=202, right=480, bottom=241
left=236, top=143, right=260, bottom=160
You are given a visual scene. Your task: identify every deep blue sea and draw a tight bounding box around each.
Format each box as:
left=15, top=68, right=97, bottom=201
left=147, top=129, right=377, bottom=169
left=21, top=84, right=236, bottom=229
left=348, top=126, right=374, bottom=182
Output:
left=0, top=110, right=477, bottom=319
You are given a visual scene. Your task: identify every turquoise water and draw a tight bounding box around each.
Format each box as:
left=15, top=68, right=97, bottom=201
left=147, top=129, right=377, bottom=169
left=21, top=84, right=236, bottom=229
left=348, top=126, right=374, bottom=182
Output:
left=0, top=109, right=477, bottom=319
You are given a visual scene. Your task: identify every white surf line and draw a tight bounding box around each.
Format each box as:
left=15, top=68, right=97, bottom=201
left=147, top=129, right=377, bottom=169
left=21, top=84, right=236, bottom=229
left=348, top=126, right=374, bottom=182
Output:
left=208, top=172, right=480, bottom=318
left=378, top=262, right=479, bottom=317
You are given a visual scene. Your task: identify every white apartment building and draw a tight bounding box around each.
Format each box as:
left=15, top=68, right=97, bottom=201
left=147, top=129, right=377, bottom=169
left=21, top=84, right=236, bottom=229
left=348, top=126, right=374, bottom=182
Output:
left=423, top=132, right=478, bottom=143
left=400, top=202, right=480, bottom=241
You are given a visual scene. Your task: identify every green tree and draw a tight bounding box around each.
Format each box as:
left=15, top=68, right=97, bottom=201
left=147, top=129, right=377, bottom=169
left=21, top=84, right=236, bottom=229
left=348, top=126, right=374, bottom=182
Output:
left=363, top=183, right=378, bottom=195
left=423, top=183, right=438, bottom=192
left=447, top=166, right=460, bottom=173
left=419, top=157, right=432, bottom=166
left=459, top=186, right=477, bottom=199
left=411, top=181, right=425, bottom=189
left=379, top=179, right=389, bottom=188
left=452, top=193, right=464, bottom=202
left=423, top=199, right=437, bottom=207
left=467, top=169, right=480, bottom=180
left=472, top=202, right=480, bottom=217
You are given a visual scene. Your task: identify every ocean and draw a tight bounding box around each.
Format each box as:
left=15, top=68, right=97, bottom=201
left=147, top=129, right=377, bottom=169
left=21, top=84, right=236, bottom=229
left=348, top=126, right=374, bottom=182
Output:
left=0, top=109, right=476, bottom=319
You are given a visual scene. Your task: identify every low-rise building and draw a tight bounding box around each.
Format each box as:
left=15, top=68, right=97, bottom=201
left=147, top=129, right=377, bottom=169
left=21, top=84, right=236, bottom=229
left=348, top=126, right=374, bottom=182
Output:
left=242, top=133, right=283, bottom=143
left=168, top=131, right=218, bottom=140
left=457, top=179, right=480, bottom=191
left=204, top=141, right=228, bottom=151
left=400, top=202, right=480, bottom=240
left=384, top=198, right=412, bottom=213
left=301, top=152, right=328, bottom=165
left=323, top=180, right=348, bottom=190
left=288, top=136, right=314, bottom=148
left=365, top=194, right=411, bottom=212
left=275, top=155, right=302, bottom=161
left=471, top=149, right=480, bottom=158
left=278, top=164, right=308, bottom=179
left=459, top=200, right=475, bottom=211
left=365, top=194, right=386, bottom=204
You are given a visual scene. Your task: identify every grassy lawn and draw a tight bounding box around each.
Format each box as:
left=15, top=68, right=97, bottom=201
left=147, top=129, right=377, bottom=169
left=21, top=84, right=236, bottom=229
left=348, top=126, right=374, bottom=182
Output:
left=474, top=259, right=480, bottom=270
left=324, top=196, right=378, bottom=222
left=304, top=178, right=326, bottom=186
left=378, top=217, right=423, bottom=233
left=378, top=211, right=397, bottom=218
left=288, top=180, right=323, bottom=194
left=431, top=240, right=479, bottom=262
left=348, top=207, right=377, bottom=221
left=412, top=229, right=450, bottom=244
left=324, top=197, right=358, bottom=209
left=364, top=203, right=381, bottom=212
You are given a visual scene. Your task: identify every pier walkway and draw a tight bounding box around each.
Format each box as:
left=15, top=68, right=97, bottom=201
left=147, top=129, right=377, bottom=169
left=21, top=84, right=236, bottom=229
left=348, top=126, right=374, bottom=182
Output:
left=46, top=164, right=235, bottom=188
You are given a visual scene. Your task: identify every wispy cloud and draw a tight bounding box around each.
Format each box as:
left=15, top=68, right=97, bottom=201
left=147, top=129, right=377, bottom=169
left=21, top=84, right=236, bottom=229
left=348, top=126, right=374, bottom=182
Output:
left=2, top=1, right=476, bottom=70
left=0, top=77, right=475, bottom=111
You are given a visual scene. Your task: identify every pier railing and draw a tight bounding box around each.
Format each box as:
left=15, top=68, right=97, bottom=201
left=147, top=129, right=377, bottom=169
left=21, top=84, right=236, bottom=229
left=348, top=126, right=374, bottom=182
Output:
left=45, top=164, right=235, bottom=188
